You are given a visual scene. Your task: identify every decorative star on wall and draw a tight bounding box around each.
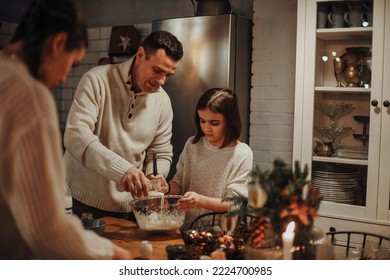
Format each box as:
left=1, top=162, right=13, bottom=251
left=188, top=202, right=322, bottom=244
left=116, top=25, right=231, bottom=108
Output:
left=118, top=34, right=131, bottom=52
left=108, top=25, right=140, bottom=56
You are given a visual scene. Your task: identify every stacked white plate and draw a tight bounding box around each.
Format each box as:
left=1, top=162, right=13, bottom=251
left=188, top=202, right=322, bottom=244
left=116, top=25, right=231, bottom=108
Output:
left=312, top=169, right=358, bottom=205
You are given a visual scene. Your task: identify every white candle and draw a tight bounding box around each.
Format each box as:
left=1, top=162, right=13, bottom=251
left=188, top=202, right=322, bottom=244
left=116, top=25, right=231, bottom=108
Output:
left=282, top=221, right=295, bottom=260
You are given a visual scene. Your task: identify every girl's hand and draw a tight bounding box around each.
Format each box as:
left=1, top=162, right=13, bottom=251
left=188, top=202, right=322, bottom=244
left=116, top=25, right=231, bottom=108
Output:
left=177, top=191, right=200, bottom=211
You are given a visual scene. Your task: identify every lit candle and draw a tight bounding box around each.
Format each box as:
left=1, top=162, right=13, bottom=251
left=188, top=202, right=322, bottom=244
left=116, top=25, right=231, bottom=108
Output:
left=282, top=221, right=295, bottom=260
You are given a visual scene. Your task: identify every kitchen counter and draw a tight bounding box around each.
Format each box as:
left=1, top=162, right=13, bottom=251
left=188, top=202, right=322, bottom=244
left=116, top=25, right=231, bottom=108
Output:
left=101, top=216, right=184, bottom=260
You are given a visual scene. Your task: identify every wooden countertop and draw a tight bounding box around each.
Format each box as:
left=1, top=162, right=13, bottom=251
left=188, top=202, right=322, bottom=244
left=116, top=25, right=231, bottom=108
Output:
left=101, top=216, right=184, bottom=260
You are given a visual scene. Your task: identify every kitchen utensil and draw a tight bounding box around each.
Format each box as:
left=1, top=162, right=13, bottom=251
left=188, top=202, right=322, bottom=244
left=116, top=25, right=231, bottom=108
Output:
left=152, top=153, right=158, bottom=175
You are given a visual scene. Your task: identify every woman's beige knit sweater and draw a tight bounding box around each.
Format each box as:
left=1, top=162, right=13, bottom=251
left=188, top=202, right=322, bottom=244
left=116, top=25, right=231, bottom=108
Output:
left=0, top=51, right=113, bottom=259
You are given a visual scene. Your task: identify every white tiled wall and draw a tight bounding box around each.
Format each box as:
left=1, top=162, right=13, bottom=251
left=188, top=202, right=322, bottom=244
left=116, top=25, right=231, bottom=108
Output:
left=0, top=21, right=17, bottom=48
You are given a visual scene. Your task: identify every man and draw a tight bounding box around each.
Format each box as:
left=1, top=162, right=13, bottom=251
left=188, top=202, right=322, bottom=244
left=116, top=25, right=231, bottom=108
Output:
left=64, top=30, right=184, bottom=220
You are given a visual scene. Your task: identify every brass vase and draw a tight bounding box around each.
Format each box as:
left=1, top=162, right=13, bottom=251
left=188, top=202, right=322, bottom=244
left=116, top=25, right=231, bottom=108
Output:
left=344, top=60, right=360, bottom=87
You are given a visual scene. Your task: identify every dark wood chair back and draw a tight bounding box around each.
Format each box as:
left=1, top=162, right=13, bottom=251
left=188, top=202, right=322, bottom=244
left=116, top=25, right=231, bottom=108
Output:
left=326, top=229, right=390, bottom=259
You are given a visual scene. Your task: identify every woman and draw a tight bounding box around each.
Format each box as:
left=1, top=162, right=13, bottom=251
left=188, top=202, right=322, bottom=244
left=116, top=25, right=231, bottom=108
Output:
left=0, top=0, right=131, bottom=259
left=167, top=88, right=253, bottom=223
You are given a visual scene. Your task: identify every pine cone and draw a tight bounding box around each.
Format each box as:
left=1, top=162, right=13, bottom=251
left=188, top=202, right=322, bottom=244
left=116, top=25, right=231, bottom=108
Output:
left=249, top=217, right=278, bottom=249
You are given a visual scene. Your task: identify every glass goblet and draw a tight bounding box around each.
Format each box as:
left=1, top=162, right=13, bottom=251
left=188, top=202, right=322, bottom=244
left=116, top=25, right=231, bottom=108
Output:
left=220, top=213, right=238, bottom=236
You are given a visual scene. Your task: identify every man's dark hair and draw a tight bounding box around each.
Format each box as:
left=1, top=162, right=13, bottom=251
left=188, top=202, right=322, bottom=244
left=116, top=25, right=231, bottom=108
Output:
left=142, top=30, right=184, bottom=61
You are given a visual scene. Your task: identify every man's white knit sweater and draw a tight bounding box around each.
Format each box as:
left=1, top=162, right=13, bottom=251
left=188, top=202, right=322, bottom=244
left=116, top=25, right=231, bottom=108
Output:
left=64, top=56, right=173, bottom=213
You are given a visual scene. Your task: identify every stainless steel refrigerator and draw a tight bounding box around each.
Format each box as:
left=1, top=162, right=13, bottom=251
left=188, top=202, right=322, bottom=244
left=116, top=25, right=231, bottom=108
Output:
left=152, top=14, right=252, bottom=180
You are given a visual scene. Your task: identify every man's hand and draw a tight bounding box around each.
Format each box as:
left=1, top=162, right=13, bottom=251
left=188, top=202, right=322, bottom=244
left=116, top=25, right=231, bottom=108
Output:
left=120, top=167, right=150, bottom=197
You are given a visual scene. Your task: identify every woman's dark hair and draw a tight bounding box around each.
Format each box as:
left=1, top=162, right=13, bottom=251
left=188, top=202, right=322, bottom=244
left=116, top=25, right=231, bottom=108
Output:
left=192, top=88, right=242, bottom=148
left=142, top=30, right=183, bottom=61
left=11, top=0, right=88, bottom=78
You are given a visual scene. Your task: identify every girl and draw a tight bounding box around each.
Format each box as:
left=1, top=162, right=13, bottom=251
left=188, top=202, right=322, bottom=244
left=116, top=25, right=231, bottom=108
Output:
left=167, top=88, right=253, bottom=223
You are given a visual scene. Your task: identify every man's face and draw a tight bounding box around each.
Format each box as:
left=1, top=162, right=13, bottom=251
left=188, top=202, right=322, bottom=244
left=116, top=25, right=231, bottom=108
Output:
left=133, top=47, right=181, bottom=93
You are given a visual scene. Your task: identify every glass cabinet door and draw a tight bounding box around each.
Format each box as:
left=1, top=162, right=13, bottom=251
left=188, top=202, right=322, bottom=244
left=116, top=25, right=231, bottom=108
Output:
left=294, top=0, right=390, bottom=222
left=313, top=0, right=374, bottom=215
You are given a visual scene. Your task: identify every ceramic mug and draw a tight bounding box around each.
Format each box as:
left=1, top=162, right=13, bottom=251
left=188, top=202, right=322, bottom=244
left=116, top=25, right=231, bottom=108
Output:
left=328, top=2, right=347, bottom=28
left=361, top=11, right=373, bottom=27
left=344, top=10, right=364, bottom=27
left=344, top=1, right=366, bottom=27
left=317, top=3, right=329, bottom=28
left=362, top=0, right=373, bottom=27
left=328, top=10, right=345, bottom=28
left=318, top=10, right=328, bottom=28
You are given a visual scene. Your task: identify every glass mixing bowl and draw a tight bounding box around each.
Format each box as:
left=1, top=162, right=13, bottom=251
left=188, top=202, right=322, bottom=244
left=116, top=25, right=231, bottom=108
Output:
left=130, top=195, right=185, bottom=231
